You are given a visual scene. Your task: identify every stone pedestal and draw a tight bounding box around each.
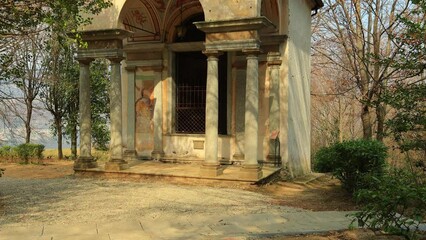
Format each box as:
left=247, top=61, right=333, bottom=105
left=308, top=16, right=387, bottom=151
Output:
left=105, top=159, right=129, bottom=171
left=123, top=149, right=137, bottom=161
left=74, top=156, right=97, bottom=170
left=151, top=150, right=165, bottom=160
left=240, top=164, right=263, bottom=180
left=200, top=163, right=223, bottom=177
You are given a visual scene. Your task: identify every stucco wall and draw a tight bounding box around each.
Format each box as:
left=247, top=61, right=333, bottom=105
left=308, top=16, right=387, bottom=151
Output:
left=284, top=0, right=312, bottom=176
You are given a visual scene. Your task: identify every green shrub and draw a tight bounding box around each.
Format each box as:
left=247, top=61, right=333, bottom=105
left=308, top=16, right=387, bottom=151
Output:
left=313, top=145, right=337, bottom=173
left=0, top=145, right=12, bottom=158
left=14, top=143, right=45, bottom=164
left=354, top=168, right=426, bottom=239
left=314, top=139, right=387, bottom=193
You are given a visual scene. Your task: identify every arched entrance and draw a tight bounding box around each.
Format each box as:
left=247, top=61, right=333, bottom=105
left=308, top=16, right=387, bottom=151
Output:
left=173, top=14, right=228, bottom=135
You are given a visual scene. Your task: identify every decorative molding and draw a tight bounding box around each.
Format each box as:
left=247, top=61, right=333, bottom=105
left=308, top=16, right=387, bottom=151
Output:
left=78, top=29, right=133, bottom=41
left=204, top=39, right=260, bottom=52
left=77, top=49, right=124, bottom=60
left=260, top=34, right=287, bottom=46
left=168, top=42, right=204, bottom=52
left=194, top=17, right=275, bottom=33
left=126, top=60, right=163, bottom=68
left=124, top=43, right=166, bottom=53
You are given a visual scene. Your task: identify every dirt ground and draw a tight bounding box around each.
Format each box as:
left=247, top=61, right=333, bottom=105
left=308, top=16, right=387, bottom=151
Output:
left=0, top=159, right=405, bottom=239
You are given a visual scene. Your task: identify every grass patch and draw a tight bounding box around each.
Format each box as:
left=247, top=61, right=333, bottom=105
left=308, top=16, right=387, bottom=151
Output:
left=44, top=148, right=109, bottom=162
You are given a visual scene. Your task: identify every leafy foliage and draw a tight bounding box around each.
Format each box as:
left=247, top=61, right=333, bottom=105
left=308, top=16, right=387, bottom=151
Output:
left=0, top=145, right=13, bottom=158
left=354, top=169, right=426, bottom=239
left=90, top=59, right=111, bottom=151
left=384, top=83, right=426, bottom=153
left=314, top=139, right=387, bottom=193
left=14, top=143, right=45, bottom=164
left=0, top=0, right=112, bottom=36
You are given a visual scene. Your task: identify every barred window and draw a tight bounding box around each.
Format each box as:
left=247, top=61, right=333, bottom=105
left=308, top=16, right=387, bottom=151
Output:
left=174, top=51, right=228, bottom=134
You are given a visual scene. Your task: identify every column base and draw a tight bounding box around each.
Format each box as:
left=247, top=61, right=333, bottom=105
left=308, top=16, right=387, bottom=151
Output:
left=123, top=150, right=137, bottom=161
left=151, top=150, right=165, bottom=161
left=240, top=164, right=263, bottom=180
left=200, top=164, right=223, bottom=177
left=232, top=153, right=245, bottom=160
left=74, top=156, right=98, bottom=170
left=105, top=159, right=129, bottom=171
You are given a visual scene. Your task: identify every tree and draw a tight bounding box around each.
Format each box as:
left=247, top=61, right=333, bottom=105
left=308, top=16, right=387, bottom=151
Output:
left=383, top=0, right=426, bottom=167
left=313, top=0, right=415, bottom=140
left=41, top=36, right=78, bottom=159
left=90, top=59, right=111, bottom=151
left=6, top=31, right=47, bottom=143
left=1, top=0, right=111, bottom=153
left=0, top=0, right=112, bottom=37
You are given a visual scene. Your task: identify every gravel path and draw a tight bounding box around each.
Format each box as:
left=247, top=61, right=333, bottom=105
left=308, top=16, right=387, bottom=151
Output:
left=0, top=176, right=302, bottom=227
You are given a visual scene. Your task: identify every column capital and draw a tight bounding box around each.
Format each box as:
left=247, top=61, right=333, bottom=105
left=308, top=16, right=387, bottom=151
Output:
left=125, top=66, right=136, bottom=71
left=108, top=57, right=124, bottom=64
left=202, top=50, right=223, bottom=58
left=242, top=48, right=261, bottom=56
left=76, top=58, right=94, bottom=65
left=267, top=52, right=282, bottom=66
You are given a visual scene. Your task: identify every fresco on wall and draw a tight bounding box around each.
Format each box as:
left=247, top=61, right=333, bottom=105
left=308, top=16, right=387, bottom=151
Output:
left=135, top=70, right=155, bottom=157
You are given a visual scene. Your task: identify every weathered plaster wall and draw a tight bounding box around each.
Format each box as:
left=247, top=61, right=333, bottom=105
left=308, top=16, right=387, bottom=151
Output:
left=284, top=0, right=312, bottom=176
left=80, top=0, right=125, bottom=31
left=199, top=0, right=261, bottom=20
left=163, top=135, right=231, bottom=159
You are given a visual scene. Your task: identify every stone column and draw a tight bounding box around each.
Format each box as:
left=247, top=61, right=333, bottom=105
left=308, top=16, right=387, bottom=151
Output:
left=240, top=50, right=262, bottom=180
left=105, top=58, right=129, bottom=171
left=74, top=58, right=97, bottom=170
left=124, top=66, right=137, bottom=161
left=152, top=67, right=165, bottom=160
left=200, top=51, right=223, bottom=177
left=267, top=52, right=282, bottom=165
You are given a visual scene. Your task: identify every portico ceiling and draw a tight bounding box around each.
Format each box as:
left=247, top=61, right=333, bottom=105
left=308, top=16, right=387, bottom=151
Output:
left=118, top=0, right=280, bottom=43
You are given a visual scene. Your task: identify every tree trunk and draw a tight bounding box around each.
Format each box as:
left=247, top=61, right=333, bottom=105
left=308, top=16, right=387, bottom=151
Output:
left=361, top=104, right=373, bottom=139
left=55, top=117, right=63, bottom=159
left=25, top=102, right=32, bottom=143
left=376, top=104, right=386, bottom=141
left=70, top=124, right=77, bottom=160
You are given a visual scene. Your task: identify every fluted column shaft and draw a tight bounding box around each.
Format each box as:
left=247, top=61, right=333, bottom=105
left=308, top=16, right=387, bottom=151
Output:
left=240, top=50, right=262, bottom=180
left=79, top=60, right=92, bottom=158
left=105, top=58, right=128, bottom=171
left=74, top=59, right=97, bottom=170
left=124, top=66, right=137, bottom=160
left=109, top=59, right=123, bottom=160
left=267, top=52, right=282, bottom=164
left=244, top=54, right=259, bottom=166
left=205, top=54, right=219, bottom=164
left=200, top=51, right=223, bottom=177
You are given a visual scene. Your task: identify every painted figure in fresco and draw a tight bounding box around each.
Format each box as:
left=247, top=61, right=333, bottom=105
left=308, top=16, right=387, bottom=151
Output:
left=135, top=86, right=155, bottom=129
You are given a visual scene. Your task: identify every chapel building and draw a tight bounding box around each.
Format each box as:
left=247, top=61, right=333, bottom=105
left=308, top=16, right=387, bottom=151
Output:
left=74, top=0, right=324, bottom=179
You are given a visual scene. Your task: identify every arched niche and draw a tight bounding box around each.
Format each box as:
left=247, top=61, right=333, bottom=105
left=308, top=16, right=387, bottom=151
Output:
left=163, top=0, right=204, bottom=43
left=118, top=0, right=162, bottom=42
left=261, top=0, right=280, bottom=33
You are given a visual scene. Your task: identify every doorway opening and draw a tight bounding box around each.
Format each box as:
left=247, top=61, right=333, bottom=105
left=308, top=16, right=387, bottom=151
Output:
left=173, top=14, right=227, bottom=135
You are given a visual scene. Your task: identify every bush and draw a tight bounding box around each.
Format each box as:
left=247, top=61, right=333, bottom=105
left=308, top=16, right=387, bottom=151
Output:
left=314, top=139, right=387, bottom=193
left=14, top=143, right=45, bottom=164
left=354, top=169, right=426, bottom=239
left=0, top=145, right=12, bottom=158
